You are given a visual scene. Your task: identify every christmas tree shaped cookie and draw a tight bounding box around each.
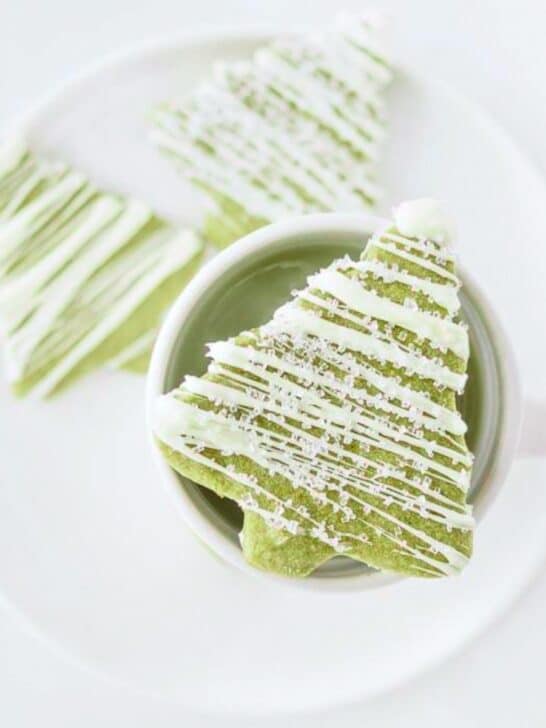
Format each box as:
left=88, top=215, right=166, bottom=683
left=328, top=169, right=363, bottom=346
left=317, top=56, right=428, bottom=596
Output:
left=153, top=200, right=474, bottom=578
left=0, top=140, right=203, bottom=397
left=150, top=13, right=392, bottom=248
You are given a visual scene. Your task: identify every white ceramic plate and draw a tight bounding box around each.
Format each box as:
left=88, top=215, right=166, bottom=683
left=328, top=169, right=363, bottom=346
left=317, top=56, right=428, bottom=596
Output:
left=1, top=30, right=545, bottom=716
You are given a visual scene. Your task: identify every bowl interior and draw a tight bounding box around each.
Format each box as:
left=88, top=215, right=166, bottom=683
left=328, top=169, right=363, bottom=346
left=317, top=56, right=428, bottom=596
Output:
left=160, top=230, right=506, bottom=581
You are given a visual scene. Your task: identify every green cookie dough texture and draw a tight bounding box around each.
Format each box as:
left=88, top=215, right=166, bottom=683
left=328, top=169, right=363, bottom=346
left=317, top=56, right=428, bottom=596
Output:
left=152, top=199, right=474, bottom=579
left=0, top=139, right=203, bottom=397
left=150, top=12, right=393, bottom=248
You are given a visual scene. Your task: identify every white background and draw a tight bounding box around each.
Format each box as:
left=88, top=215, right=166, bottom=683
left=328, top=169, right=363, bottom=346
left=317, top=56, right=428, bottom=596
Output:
left=1, top=0, right=546, bottom=725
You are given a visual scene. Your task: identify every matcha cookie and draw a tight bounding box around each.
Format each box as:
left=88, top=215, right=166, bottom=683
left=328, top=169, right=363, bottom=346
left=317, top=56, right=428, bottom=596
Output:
left=153, top=199, right=474, bottom=579
left=150, top=13, right=392, bottom=247
left=0, top=139, right=203, bottom=396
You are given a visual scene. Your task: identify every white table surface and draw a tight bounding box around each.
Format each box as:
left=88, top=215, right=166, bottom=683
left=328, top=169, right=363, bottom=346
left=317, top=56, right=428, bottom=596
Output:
left=1, top=0, right=545, bottom=725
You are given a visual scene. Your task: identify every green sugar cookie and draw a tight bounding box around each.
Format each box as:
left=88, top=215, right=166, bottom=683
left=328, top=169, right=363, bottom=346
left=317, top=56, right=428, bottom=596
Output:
left=0, top=139, right=203, bottom=397
left=153, top=199, right=474, bottom=579
left=150, top=12, right=392, bottom=248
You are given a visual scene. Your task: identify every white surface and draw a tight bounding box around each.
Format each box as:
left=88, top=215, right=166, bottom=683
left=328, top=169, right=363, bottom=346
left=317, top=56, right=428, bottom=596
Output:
left=1, top=29, right=544, bottom=715
left=1, top=0, right=546, bottom=725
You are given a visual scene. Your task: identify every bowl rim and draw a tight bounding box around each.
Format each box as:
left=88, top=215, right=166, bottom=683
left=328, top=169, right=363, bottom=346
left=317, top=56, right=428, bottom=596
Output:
left=145, top=212, right=522, bottom=593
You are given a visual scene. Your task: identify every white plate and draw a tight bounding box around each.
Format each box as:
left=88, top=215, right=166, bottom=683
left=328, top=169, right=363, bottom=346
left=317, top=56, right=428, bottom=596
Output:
left=1, top=30, right=545, bottom=715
